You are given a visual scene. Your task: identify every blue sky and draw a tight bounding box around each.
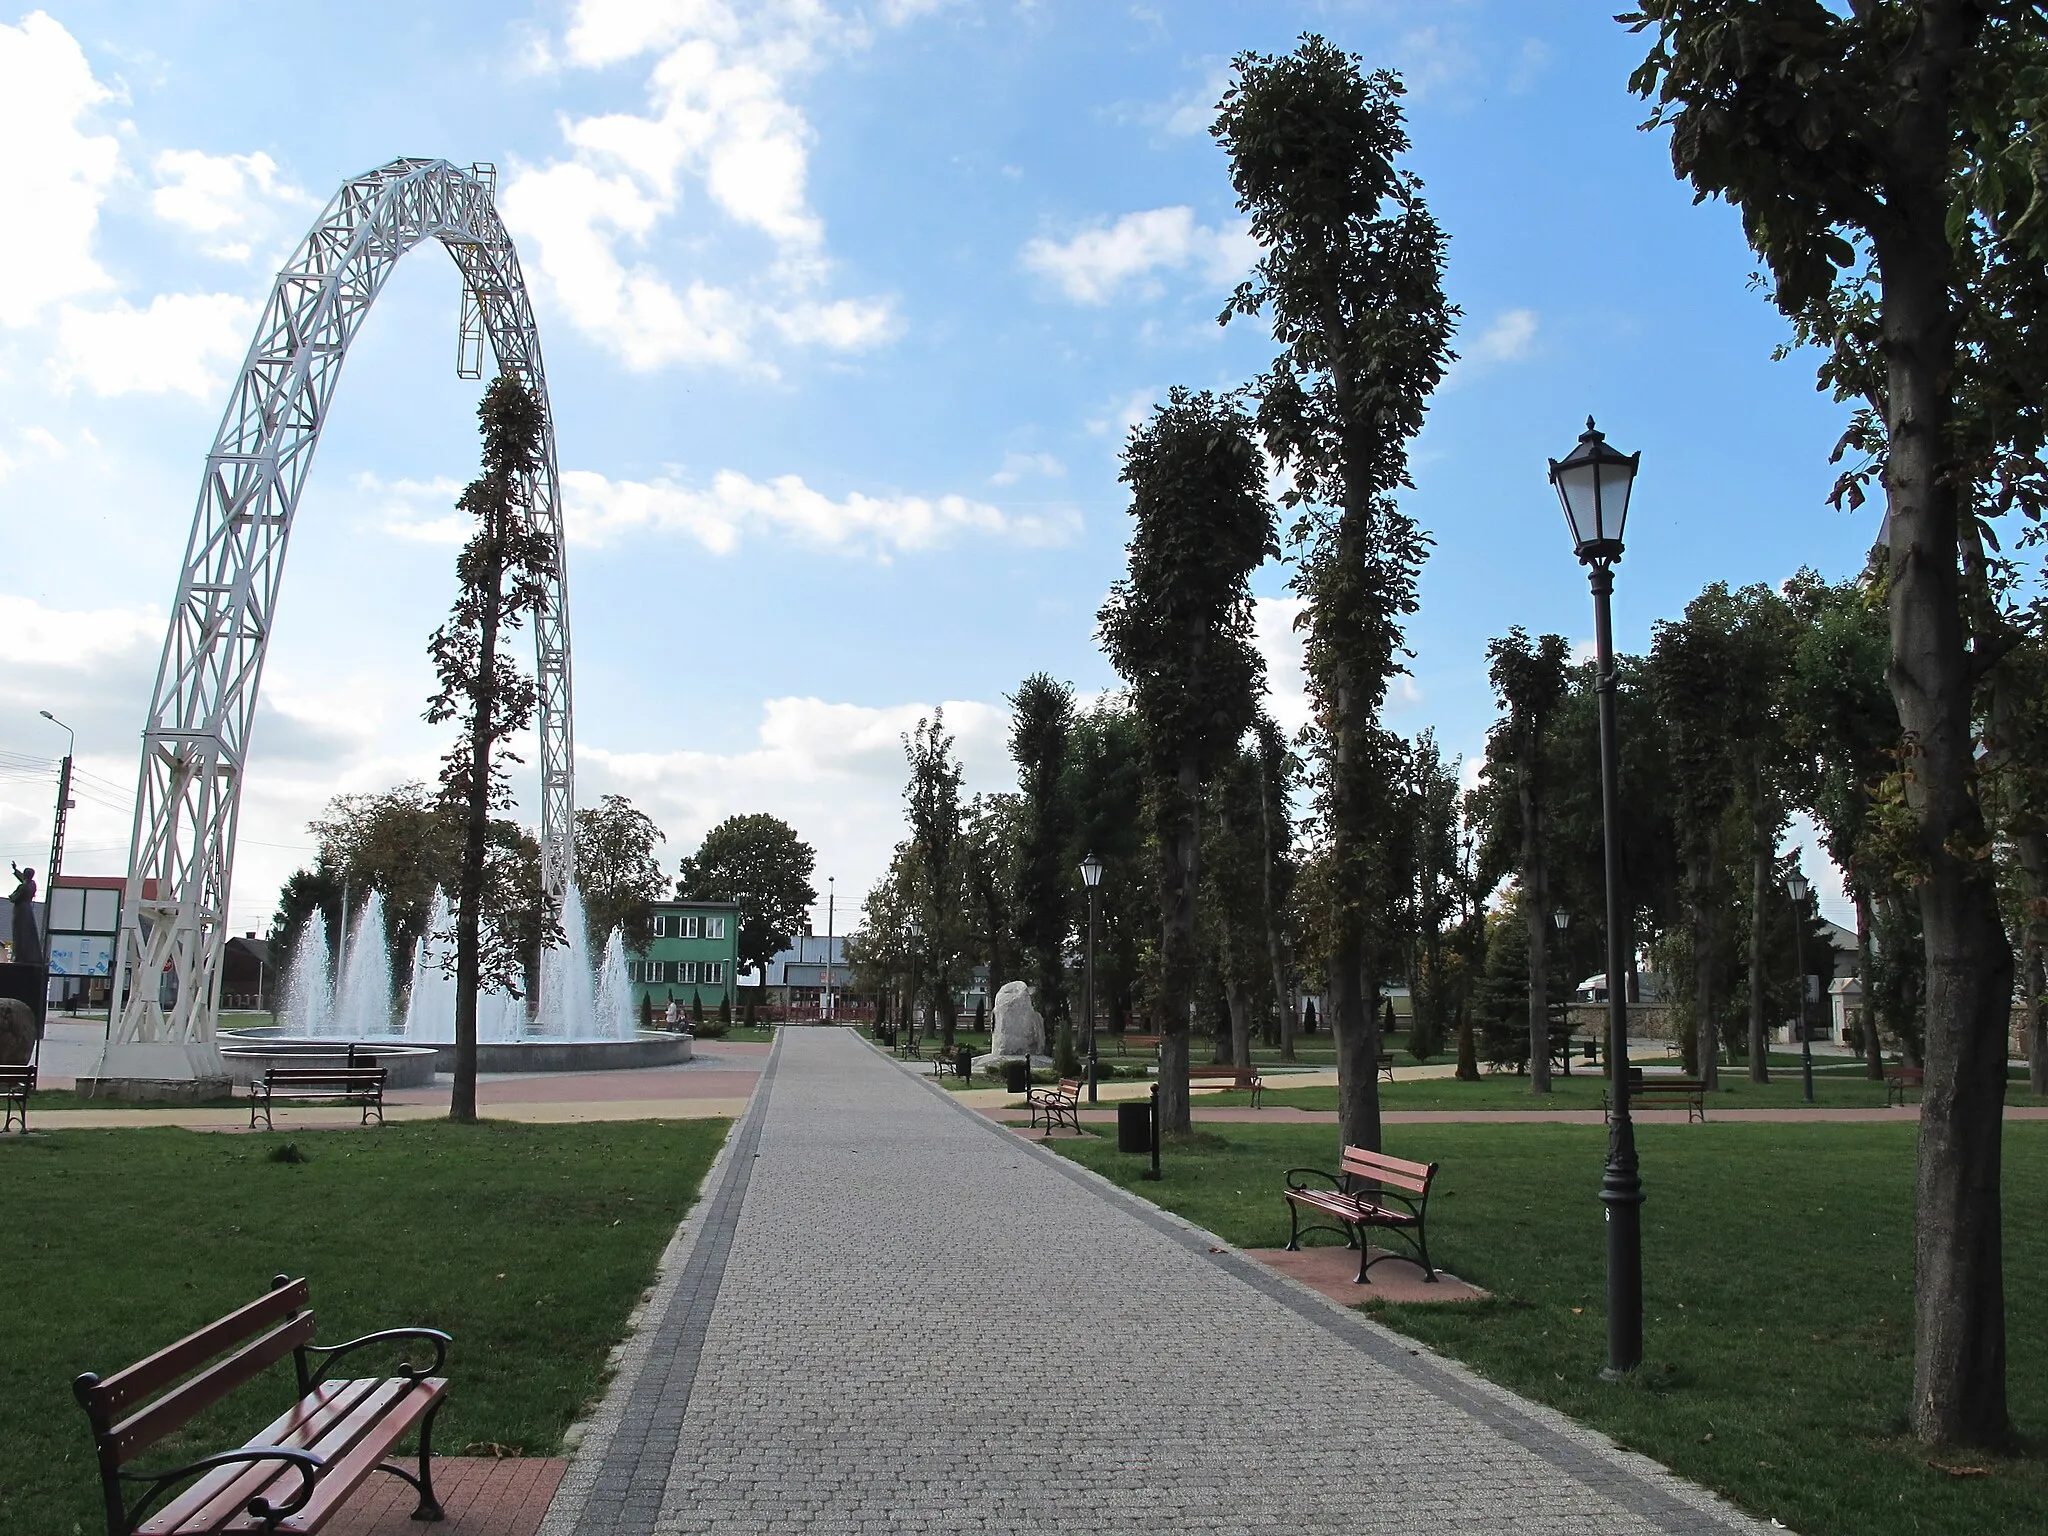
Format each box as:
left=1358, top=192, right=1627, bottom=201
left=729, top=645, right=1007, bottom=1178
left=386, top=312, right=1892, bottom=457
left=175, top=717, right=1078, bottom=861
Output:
left=0, top=0, right=1870, bottom=939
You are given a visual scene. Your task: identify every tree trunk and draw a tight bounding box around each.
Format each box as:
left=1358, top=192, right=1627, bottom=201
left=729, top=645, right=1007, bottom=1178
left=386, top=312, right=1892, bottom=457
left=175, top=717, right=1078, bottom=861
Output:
left=1156, top=759, right=1201, bottom=1134
left=1691, top=846, right=1721, bottom=1091
left=1257, top=767, right=1295, bottom=1059
left=1331, top=945, right=1381, bottom=1153
left=1227, top=979, right=1252, bottom=1072
left=450, top=537, right=505, bottom=1126
left=1874, top=51, right=2013, bottom=1437
left=1455, top=994, right=1478, bottom=1081
left=1520, top=762, right=1551, bottom=1094
left=1858, top=888, right=1884, bottom=1080
left=1748, top=805, right=1771, bottom=1084
left=2026, top=932, right=2045, bottom=1100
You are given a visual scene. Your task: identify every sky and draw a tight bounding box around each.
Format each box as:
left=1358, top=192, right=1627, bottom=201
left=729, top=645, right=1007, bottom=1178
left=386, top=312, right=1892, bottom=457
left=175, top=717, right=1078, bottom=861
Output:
left=0, top=0, right=1873, bottom=943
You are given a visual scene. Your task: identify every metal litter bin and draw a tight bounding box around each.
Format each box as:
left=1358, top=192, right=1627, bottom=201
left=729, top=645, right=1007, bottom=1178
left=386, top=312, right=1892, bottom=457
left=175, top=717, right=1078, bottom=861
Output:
left=1004, top=1060, right=1031, bottom=1094
left=1117, top=1097, right=1152, bottom=1154
left=954, top=1045, right=973, bottom=1078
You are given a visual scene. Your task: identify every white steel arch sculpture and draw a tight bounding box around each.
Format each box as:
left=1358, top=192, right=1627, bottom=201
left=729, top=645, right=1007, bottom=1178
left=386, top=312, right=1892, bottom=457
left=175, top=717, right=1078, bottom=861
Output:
left=101, top=158, right=576, bottom=1082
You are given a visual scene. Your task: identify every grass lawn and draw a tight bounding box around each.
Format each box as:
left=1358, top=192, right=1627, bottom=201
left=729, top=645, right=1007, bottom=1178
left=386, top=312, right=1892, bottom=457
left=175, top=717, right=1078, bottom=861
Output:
left=1055, top=1119, right=2048, bottom=1535
left=0, top=1119, right=727, bottom=1535
left=1204, top=1061, right=2044, bottom=1113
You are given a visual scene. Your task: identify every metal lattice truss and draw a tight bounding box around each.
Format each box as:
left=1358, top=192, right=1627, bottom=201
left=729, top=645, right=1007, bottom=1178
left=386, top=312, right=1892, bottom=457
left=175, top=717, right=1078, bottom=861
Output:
left=109, top=158, right=576, bottom=1069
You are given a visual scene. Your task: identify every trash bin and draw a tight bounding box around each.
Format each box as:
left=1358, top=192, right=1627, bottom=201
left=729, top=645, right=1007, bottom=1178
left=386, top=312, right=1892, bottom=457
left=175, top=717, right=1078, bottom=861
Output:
left=1117, top=1097, right=1152, bottom=1154
left=1004, top=1060, right=1031, bottom=1094
left=954, top=1045, right=973, bottom=1078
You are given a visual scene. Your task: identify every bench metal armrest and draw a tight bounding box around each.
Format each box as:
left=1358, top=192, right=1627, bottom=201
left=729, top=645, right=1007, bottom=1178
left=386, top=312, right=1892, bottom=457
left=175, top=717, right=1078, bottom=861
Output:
left=1284, top=1166, right=1341, bottom=1194
left=307, top=1326, right=451, bottom=1385
left=123, top=1446, right=323, bottom=1532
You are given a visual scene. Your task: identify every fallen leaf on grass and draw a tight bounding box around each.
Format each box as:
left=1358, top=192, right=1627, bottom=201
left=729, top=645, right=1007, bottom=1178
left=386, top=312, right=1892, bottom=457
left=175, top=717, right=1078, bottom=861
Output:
left=1932, top=1463, right=1992, bottom=1479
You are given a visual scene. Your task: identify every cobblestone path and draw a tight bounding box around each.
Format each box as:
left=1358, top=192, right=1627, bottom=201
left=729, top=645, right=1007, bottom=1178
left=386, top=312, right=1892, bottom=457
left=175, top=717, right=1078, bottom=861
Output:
left=544, top=1029, right=1765, bottom=1535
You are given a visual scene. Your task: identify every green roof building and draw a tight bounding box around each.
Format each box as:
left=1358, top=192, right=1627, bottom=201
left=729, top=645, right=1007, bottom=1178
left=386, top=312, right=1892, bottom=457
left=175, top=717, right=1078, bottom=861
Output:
left=628, top=899, right=741, bottom=1017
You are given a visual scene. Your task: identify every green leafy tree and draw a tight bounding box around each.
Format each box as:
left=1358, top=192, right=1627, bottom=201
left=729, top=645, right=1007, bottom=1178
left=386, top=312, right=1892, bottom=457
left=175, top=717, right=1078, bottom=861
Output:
left=959, top=793, right=1020, bottom=998
left=1403, top=731, right=1462, bottom=1064
left=1201, top=737, right=1270, bottom=1072
left=1063, top=697, right=1150, bottom=1036
left=1624, top=0, right=2047, bottom=1440
left=1008, top=674, right=1075, bottom=1032
left=903, top=711, right=970, bottom=1047
left=424, top=376, right=560, bottom=1123
left=1217, top=38, right=1456, bottom=1154
left=1254, top=716, right=1302, bottom=1058
left=676, top=813, right=817, bottom=995
left=1481, top=630, right=1572, bottom=1093
left=1098, top=389, right=1273, bottom=1134
left=574, top=794, right=666, bottom=952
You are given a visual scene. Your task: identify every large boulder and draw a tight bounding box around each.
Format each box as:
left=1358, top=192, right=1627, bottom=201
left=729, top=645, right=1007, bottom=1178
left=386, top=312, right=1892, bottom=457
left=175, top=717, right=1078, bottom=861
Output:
left=987, top=980, right=1043, bottom=1059
left=0, top=997, right=35, bottom=1065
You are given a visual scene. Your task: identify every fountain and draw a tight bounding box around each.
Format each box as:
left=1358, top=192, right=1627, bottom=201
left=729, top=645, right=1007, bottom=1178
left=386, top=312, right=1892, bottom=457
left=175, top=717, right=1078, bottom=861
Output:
left=234, top=879, right=687, bottom=1078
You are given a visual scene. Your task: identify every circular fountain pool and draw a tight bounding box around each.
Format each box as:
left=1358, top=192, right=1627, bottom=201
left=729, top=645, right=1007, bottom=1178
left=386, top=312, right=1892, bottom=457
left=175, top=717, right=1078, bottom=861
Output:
left=224, top=1029, right=692, bottom=1082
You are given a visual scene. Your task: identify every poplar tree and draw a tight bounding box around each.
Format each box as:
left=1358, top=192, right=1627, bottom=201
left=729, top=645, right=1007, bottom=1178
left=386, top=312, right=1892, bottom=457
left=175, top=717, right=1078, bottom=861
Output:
left=425, top=376, right=557, bottom=1123
left=1008, top=674, right=1075, bottom=1041
left=1216, top=37, right=1455, bottom=1153
left=1625, top=0, right=2048, bottom=1441
left=1099, top=388, right=1273, bottom=1134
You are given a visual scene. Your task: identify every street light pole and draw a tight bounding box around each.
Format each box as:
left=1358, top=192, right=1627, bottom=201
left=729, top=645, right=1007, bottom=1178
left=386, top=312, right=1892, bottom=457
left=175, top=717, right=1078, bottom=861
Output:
left=825, top=876, right=835, bottom=1022
left=1549, top=416, right=1644, bottom=1380
left=39, top=710, right=75, bottom=886
left=1788, top=871, right=1815, bottom=1104
left=1081, top=852, right=1103, bottom=1104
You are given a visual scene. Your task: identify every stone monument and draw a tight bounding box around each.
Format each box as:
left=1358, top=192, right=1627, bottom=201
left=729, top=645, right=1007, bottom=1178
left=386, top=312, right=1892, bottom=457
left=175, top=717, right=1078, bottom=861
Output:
left=0, top=997, right=35, bottom=1065
left=972, top=980, right=1049, bottom=1075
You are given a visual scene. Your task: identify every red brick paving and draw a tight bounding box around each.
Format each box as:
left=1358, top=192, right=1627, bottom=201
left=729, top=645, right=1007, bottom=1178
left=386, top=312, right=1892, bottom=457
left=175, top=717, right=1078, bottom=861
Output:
left=1246, top=1245, right=1486, bottom=1305
left=386, top=1066, right=760, bottom=1107
left=324, top=1457, right=566, bottom=1535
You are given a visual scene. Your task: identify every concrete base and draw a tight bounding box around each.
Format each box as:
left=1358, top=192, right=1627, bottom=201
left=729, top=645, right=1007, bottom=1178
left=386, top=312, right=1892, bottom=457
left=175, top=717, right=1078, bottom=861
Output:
left=74, top=1075, right=235, bottom=1104
left=86, top=1039, right=232, bottom=1084
left=218, top=1038, right=440, bottom=1089
left=457, top=1033, right=692, bottom=1074
left=970, top=1053, right=1052, bottom=1076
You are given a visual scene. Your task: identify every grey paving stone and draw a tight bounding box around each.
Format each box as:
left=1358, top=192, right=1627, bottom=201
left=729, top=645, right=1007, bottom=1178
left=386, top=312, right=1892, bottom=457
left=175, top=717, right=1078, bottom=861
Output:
left=551, top=1029, right=1770, bottom=1535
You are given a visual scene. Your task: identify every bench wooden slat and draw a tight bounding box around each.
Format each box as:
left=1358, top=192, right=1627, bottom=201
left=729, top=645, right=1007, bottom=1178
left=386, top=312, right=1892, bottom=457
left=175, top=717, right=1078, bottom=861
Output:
left=84, top=1281, right=312, bottom=1426
left=108, top=1314, right=318, bottom=1463
left=1338, top=1148, right=1432, bottom=1194
left=256, top=1378, right=445, bottom=1535
left=137, top=1379, right=387, bottom=1534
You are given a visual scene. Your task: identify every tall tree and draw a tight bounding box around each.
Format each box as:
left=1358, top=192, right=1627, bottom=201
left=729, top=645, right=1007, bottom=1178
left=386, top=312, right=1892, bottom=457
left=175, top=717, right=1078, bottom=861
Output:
left=1202, top=737, right=1270, bottom=1072
left=1253, top=716, right=1302, bottom=1058
left=959, top=793, right=1020, bottom=1000
left=1008, top=674, right=1076, bottom=1038
left=1625, top=0, right=2046, bottom=1441
left=1217, top=38, right=1456, bottom=1153
left=1405, top=730, right=1462, bottom=1064
left=1482, top=629, right=1572, bottom=1093
left=1650, top=592, right=1749, bottom=1087
left=574, top=794, right=666, bottom=953
left=676, top=813, right=818, bottom=993
left=903, top=711, right=969, bottom=1047
left=425, top=376, right=557, bottom=1123
left=1099, top=388, right=1273, bottom=1134
left=1064, top=698, right=1150, bottom=1035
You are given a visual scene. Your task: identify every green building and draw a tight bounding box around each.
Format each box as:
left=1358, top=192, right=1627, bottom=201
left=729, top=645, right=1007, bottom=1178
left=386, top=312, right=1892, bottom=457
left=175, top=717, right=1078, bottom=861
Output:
left=628, top=899, right=741, bottom=1018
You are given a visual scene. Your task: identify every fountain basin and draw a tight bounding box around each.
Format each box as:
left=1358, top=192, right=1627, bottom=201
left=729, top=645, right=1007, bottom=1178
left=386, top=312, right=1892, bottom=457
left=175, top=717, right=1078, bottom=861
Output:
left=219, top=1037, right=440, bottom=1090
left=224, top=1029, right=690, bottom=1079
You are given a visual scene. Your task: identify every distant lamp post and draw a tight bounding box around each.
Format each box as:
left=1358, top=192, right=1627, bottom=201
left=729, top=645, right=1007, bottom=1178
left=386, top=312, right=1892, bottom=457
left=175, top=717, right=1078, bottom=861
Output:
left=38, top=709, right=75, bottom=887
left=734, top=891, right=751, bottom=1024
left=1552, top=908, right=1570, bottom=932
left=1787, top=871, right=1815, bottom=1104
left=1549, top=415, right=1644, bottom=1380
left=1080, top=852, right=1104, bottom=1104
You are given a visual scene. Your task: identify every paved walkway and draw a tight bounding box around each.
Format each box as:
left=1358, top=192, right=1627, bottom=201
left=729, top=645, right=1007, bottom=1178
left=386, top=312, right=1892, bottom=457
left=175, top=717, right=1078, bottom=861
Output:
left=541, top=1029, right=1765, bottom=1535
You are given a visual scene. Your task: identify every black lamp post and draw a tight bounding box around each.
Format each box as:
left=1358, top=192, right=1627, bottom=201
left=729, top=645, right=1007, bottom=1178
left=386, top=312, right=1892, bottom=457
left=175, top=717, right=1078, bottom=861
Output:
left=1549, top=415, right=1644, bottom=1379
left=1080, top=852, right=1103, bottom=1103
left=1788, top=871, right=1815, bottom=1104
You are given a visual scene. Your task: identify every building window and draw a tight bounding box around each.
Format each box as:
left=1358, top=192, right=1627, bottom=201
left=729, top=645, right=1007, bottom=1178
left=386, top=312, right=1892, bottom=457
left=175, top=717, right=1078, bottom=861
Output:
left=678, top=961, right=698, bottom=985
left=652, top=915, right=670, bottom=939
left=681, top=916, right=701, bottom=939
left=705, top=916, right=726, bottom=940
left=705, top=962, right=724, bottom=985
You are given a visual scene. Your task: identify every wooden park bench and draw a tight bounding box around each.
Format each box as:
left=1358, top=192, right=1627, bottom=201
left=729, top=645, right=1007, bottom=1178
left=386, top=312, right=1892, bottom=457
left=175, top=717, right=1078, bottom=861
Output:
left=73, top=1274, right=449, bottom=1535
left=928, top=1046, right=972, bottom=1080
left=1283, top=1146, right=1440, bottom=1285
left=1603, top=1074, right=1707, bottom=1124
left=249, top=1066, right=386, bottom=1131
left=1188, top=1064, right=1264, bottom=1108
left=1113, top=1034, right=1160, bottom=1057
left=1377, top=1052, right=1397, bottom=1082
left=1886, top=1065, right=1924, bottom=1106
left=2, top=1061, right=34, bottom=1132
left=1028, top=1076, right=1084, bottom=1136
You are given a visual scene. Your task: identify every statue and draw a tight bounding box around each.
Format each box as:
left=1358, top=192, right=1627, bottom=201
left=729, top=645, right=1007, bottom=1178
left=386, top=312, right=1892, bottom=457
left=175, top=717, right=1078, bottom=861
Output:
left=6, top=864, right=42, bottom=971
left=971, top=980, right=1049, bottom=1075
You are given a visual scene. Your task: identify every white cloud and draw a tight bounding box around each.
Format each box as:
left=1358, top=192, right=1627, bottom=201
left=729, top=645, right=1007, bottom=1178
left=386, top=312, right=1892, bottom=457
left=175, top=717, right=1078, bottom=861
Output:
left=0, top=11, right=120, bottom=327
left=1253, top=595, right=1310, bottom=737
left=1021, top=206, right=1256, bottom=304
left=558, top=467, right=1080, bottom=556
left=1470, top=307, right=1538, bottom=365
left=1086, top=385, right=1161, bottom=439
left=54, top=292, right=256, bottom=398
left=584, top=690, right=1015, bottom=913
left=503, top=0, right=900, bottom=370
left=989, top=451, right=1063, bottom=486
left=0, top=593, right=160, bottom=671
left=150, top=149, right=309, bottom=260
left=357, top=474, right=469, bottom=545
